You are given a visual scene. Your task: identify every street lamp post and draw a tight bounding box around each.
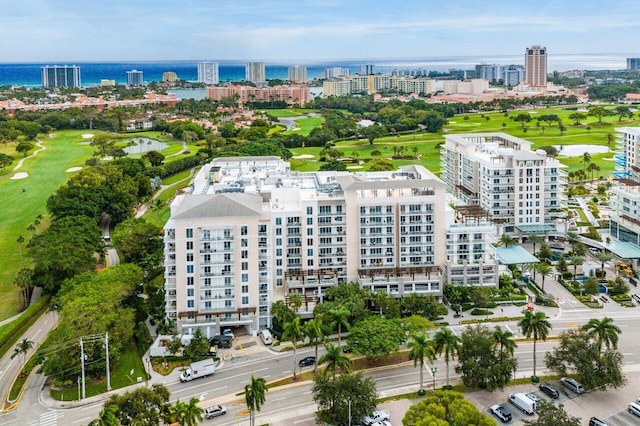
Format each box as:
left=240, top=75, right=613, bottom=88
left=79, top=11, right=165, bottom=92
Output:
left=431, top=366, right=437, bottom=391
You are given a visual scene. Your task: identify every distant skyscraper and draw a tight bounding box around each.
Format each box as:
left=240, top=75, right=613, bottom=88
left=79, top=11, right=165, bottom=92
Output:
left=198, top=62, right=219, bottom=84
left=288, top=65, right=307, bottom=83
left=41, top=65, right=81, bottom=88
left=503, top=65, right=525, bottom=86
left=127, top=69, right=144, bottom=86
left=245, top=62, right=266, bottom=84
left=324, top=67, right=350, bottom=78
left=163, top=72, right=178, bottom=83
left=475, top=64, right=500, bottom=82
left=627, top=58, right=640, bottom=70
left=361, top=64, right=375, bottom=75
left=524, top=45, right=547, bottom=87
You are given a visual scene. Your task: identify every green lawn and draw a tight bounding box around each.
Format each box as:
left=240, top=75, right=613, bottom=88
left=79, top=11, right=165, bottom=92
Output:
left=284, top=116, right=325, bottom=136
left=50, top=341, right=147, bottom=401
left=0, top=130, right=95, bottom=321
left=264, top=108, right=319, bottom=117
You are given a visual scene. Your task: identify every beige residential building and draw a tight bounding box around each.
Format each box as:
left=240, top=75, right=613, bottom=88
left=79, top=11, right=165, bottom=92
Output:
left=525, top=45, right=547, bottom=87
left=245, top=62, right=266, bottom=84
left=323, top=75, right=436, bottom=97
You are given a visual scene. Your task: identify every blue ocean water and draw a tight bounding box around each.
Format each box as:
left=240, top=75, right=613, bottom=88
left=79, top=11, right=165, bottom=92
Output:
left=0, top=54, right=632, bottom=87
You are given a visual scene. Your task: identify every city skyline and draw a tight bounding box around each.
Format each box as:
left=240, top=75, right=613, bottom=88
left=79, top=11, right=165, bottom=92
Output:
left=1, top=1, right=640, bottom=63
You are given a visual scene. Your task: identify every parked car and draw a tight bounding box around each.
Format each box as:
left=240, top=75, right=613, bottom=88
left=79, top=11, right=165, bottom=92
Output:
left=298, top=356, right=316, bottom=367
left=204, top=405, right=227, bottom=419
left=210, top=335, right=232, bottom=349
left=490, top=404, right=512, bottom=423
left=588, top=417, right=608, bottom=426
left=223, top=328, right=235, bottom=338
left=525, top=393, right=540, bottom=405
left=539, top=383, right=559, bottom=399
left=561, top=377, right=584, bottom=394
left=629, top=402, right=640, bottom=417
left=363, top=409, right=391, bottom=425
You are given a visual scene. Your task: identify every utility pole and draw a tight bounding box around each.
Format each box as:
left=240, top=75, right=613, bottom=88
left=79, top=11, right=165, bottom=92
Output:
left=105, top=332, right=111, bottom=391
left=80, top=337, right=86, bottom=399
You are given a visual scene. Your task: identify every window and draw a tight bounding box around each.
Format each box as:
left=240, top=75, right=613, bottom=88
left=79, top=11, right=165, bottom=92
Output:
left=241, top=285, right=248, bottom=293
left=242, top=296, right=249, bottom=305
left=187, top=288, right=194, bottom=297
left=307, top=228, right=313, bottom=236
left=276, top=238, right=282, bottom=246
left=307, top=259, right=314, bottom=266
left=276, top=228, right=282, bottom=235
left=187, top=300, right=194, bottom=308
left=186, top=241, right=193, bottom=250
left=187, top=277, right=194, bottom=285
left=241, top=250, right=248, bottom=259
left=186, top=228, right=193, bottom=238
left=186, top=265, right=194, bottom=274
left=186, top=253, right=193, bottom=262
left=307, top=206, right=313, bottom=215
left=276, top=218, right=282, bottom=225
left=307, top=217, right=313, bottom=225
left=242, top=273, right=248, bottom=282
left=242, top=262, right=248, bottom=270
left=241, top=226, right=248, bottom=236
left=241, top=239, right=248, bottom=247
left=307, top=248, right=313, bottom=256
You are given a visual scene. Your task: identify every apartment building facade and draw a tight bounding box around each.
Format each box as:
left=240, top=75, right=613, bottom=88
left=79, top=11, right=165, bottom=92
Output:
left=610, top=127, right=640, bottom=244
left=288, top=65, right=307, bottom=83
left=127, top=69, right=144, bottom=86
left=323, top=75, right=436, bottom=97
left=441, top=133, right=567, bottom=235
left=41, top=65, right=81, bottom=88
left=197, top=62, right=219, bottom=85
left=165, top=157, right=500, bottom=336
left=245, top=62, right=266, bottom=84
left=525, top=45, right=547, bottom=87
left=206, top=84, right=310, bottom=105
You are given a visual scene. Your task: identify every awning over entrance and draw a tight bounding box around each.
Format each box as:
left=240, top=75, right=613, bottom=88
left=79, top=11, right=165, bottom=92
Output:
left=516, top=224, right=556, bottom=233
left=495, top=246, right=540, bottom=265
left=602, top=241, right=640, bottom=259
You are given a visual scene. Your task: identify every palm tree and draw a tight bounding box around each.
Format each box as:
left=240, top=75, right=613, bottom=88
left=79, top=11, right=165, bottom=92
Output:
left=582, top=317, right=621, bottom=353
left=432, top=327, right=460, bottom=386
left=492, top=326, right=517, bottom=360
left=245, top=375, right=268, bottom=426
left=304, top=315, right=326, bottom=373
left=408, top=332, right=435, bottom=392
left=518, top=311, right=551, bottom=379
left=168, top=400, right=187, bottom=425
left=568, top=254, right=584, bottom=278
left=181, top=397, right=204, bottom=426
left=566, top=231, right=580, bottom=252
left=318, top=343, right=351, bottom=379
left=582, top=151, right=591, bottom=172
left=282, top=316, right=303, bottom=379
left=328, top=307, right=350, bottom=346
left=498, top=233, right=516, bottom=247
left=534, top=262, right=552, bottom=291
left=288, top=293, right=303, bottom=312
left=596, top=252, right=613, bottom=277
left=88, top=404, right=120, bottom=426
left=527, top=234, right=543, bottom=253
left=11, top=338, right=34, bottom=366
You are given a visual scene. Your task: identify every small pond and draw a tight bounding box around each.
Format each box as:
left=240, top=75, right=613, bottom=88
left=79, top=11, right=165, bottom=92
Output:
left=122, top=137, right=168, bottom=154
left=554, top=144, right=610, bottom=157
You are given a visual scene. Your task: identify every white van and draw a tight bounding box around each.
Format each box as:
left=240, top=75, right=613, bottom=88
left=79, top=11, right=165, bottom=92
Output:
left=259, top=329, right=273, bottom=345
left=629, top=402, right=640, bottom=417
left=508, top=393, right=536, bottom=415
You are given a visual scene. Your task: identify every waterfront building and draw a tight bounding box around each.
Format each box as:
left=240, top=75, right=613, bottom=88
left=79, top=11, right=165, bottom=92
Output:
left=610, top=127, right=640, bottom=244
left=41, top=65, right=81, bottom=88
left=525, top=45, right=547, bottom=87
left=163, top=72, right=178, bottom=83
left=442, top=79, right=489, bottom=95
left=361, top=64, right=375, bottom=75
left=441, top=133, right=567, bottom=235
left=197, top=62, right=219, bottom=85
left=475, top=64, right=501, bottom=82
left=206, top=84, right=309, bottom=106
left=627, top=58, right=640, bottom=70
left=245, top=62, right=266, bottom=84
left=288, top=65, right=307, bottom=83
left=127, top=69, right=144, bottom=86
left=100, top=79, right=116, bottom=87
left=323, top=75, right=435, bottom=97
left=324, top=67, right=350, bottom=79
left=503, top=65, right=525, bottom=87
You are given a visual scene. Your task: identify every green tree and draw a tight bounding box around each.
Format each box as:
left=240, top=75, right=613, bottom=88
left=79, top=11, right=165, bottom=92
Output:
left=518, top=311, right=551, bottom=379
left=88, top=404, right=121, bottom=426
left=581, top=151, right=591, bottom=172
left=313, top=372, right=377, bottom=426
left=0, top=152, right=13, bottom=169
left=433, top=326, right=460, bottom=386
left=13, top=268, right=33, bottom=310
left=523, top=400, right=581, bottom=425
left=403, top=390, right=495, bottom=426
left=492, top=326, right=517, bottom=358
left=15, top=141, right=34, bottom=157
left=408, top=332, right=435, bottom=392
left=105, top=384, right=170, bottom=426
left=527, top=233, right=543, bottom=253
left=498, top=233, right=516, bottom=247
left=169, top=398, right=203, bottom=426
left=282, top=316, right=303, bottom=378
left=595, top=252, right=613, bottom=276
left=347, top=316, right=406, bottom=362
left=545, top=329, right=626, bottom=390
left=90, top=133, right=116, bottom=157
left=587, top=106, right=611, bottom=123
left=11, top=338, right=34, bottom=366
left=514, top=112, right=532, bottom=128
left=184, top=328, right=210, bottom=358
left=288, top=293, right=303, bottom=312
left=144, top=150, right=165, bottom=167
left=360, top=123, right=387, bottom=145
left=568, top=254, right=584, bottom=278
left=400, top=293, right=447, bottom=320
left=111, top=218, right=163, bottom=275
left=167, top=335, right=182, bottom=356
left=270, top=300, right=295, bottom=333
left=245, top=375, right=268, bottom=426
left=568, top=112, right=586, bottom=125
left=367, top=159, right=395, bottom=171
left=318, top=343, right=351, bottom=379
left=304, top=315, right=326, bottom=372
left=328, top=307, right=350, bottom=346
left=456, top=325, right=517, bottom=390
left=534, top=262, right=552, bottom=291
left=582, top=317, right=621, bottom=353
left=614, top=105, right=632, bottom=121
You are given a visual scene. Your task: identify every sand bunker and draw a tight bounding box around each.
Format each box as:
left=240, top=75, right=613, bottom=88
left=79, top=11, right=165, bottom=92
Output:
left=347, top=165, right=364, bottom=169
left=11, top=172, right=29, bottom=180
left=292, top=154, right=314, bottom=159
left=82, top=133, right=94, bottom=139
left=66, top=167, right=83, bottom=172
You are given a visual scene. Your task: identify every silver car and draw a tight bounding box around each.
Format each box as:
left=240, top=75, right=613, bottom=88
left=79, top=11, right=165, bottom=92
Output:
left=204, top=405, right=227, bottom=419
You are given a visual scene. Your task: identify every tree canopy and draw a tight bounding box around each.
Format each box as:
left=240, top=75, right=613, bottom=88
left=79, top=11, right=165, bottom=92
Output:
left=403, top=390, right=495, bottom=426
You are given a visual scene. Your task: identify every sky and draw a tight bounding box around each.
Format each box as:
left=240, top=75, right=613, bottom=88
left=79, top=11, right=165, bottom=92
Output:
left=1, top=0, right=640, bottom=63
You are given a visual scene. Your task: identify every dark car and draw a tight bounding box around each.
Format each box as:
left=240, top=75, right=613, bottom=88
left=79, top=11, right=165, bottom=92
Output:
left=539, top=383, right=560, bottom=399
left=299, top=356, right=316, bottom=367
left=210, top=335, right=232, bottom=349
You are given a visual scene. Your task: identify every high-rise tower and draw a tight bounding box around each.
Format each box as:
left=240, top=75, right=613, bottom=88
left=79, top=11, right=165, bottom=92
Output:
left=524, top=45, right=547, bottom=87
left=245, top=62, right=266, bottom=84
left=198, top=62, right=219, bottom=85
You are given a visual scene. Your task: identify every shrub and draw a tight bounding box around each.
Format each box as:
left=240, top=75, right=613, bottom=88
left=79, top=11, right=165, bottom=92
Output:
left=470, top=308, right=493, bottom=316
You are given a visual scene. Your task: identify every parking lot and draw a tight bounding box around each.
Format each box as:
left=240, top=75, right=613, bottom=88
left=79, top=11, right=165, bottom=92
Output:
left=467, top=371, right=640, bottom=425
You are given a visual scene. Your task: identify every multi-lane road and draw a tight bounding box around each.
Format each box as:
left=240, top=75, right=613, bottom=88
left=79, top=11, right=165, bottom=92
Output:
left=5, top=308, right=640, bottom=425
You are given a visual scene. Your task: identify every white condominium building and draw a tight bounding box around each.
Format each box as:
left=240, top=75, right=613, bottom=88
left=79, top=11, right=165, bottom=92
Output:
left=197, top=62, right=219, bottom=85
left=245, top=62, right=266, bottom=84
left=164, top=157, right=454, bottom=336
left=323, top=75, right=436, bottom=97
left=610, top=127, right=640, bottom=244
left=288, top=65, right=307, bottom=83
left=441, top=133, right=567, bottom=235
